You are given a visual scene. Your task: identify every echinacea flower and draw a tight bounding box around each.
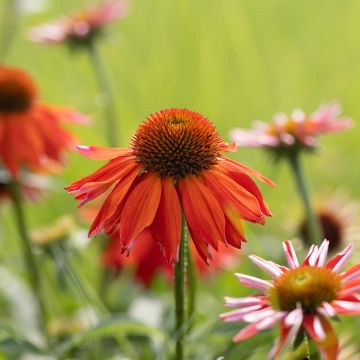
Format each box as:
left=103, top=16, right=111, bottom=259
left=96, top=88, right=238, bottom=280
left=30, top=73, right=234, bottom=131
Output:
left=103, top=231, right=239, bottom=287
left=66, top=108, right=274, bottom=264
left=0, top=167, right=51, bottom=203
left=29, top=0, right=127, bottom=48
left=221, top=239, right=360, bottom=359
left=0, top=66, right=88, bottom=177
left=230, top=103, right=352, bottom=156
left=299, top=193, right=360, bottom=253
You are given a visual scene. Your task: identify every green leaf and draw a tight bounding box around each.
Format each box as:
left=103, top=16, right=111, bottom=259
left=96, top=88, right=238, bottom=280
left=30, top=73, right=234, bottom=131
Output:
left=55, top=316, right=167, bottom=356
left=0, top=337, right=47, bottom=355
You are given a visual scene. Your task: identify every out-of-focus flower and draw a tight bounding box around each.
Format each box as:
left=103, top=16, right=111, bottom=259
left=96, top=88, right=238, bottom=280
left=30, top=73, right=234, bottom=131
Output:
left=0, top=168, right=51, bottom=203
left=66, top=108, right=274, bottom=264
left=0, top=66, right=89, bottom=177
left=230, top=103, right=352, bottom=156
left=29, top=0, right=128, bottom=48
left=48, top=318, right=84, bottom=338
left=299, top=193, right=360, bottom=253
left=221, top=239, right=360, bottom=359
left=102, top=230, right=240, bottom=287
left=30, top=215, right=74, bottom=247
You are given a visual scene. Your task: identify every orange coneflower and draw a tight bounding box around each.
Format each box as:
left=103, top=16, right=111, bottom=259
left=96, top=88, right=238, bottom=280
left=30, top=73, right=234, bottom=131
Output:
left=66, top=109, right=274, bottom=264
left=0, top=66, right=89, bottom=177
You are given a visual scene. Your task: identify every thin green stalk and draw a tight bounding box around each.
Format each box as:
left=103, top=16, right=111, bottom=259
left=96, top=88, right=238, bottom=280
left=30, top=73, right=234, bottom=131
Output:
left=0, top=0, right=19, bottom=61
left=10, top=181, right=48, bottom=339
left=288, top=153, right=322, bottom=245
left=174, top=214, right=188, bottom=360
left=187, top=248, right=196, bottom=322
left=87, top=43, right=119, bottom=147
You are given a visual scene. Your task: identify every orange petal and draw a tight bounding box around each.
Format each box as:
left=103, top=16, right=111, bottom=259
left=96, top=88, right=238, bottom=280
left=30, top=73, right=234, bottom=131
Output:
left=76, top=145, right=132, bottom=160
left=151, top=177, right=181, bottom=263
left=89, top=164, right=139, bottom=236
left=203, top=170, right=264, bottom=224
left=120, top=173, right=162, bottom=250
left=177, top=175, right=226, bottom=252
left=222, top=157, right=276, bottom=187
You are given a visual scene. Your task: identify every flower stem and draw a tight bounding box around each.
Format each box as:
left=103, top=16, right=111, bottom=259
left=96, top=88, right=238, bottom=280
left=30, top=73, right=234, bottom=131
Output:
left=87, top=43, right=119, bottom=147
left=174, top=214, right=189, bottom=360
left=187, top=248, right=196, bottom=322
left=288, top=153, right=322, bottom=245
left=10, top=181, right=48, bottom=339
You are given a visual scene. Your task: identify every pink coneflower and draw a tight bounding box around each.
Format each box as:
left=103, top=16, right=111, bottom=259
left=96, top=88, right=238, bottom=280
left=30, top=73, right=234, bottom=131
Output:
left=230, top=103, right=352, bottom=154
left=221, top=239, right=360, bottom=359
left=29, top=0, right=127, bottom=47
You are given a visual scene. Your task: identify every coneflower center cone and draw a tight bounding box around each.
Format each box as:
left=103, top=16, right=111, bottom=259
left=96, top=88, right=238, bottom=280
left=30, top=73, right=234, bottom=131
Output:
left=131, top=109, right=222, bottom=179
left=269, top=266, right=341, bottom=312
left=0, top=67, right=36, bottom=113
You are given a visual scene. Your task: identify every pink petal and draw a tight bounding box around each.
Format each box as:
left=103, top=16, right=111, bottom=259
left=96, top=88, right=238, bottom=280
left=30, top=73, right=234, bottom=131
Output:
left=283, top=240, right=299, bottom=269
left=220, top=304, right=265, bottom=322
left=315, top=240, right=329, bottom=267
left=249, top=255, right=284, bottom=279
left=235, top=273, right=273, bottom=293
left=224, top=296, right=266, bottom=308
left=326, top=244, right=354, bottom=273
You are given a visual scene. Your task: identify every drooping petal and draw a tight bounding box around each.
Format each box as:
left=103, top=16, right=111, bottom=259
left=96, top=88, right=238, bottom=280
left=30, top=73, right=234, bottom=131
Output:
left=220, top=304, right=265, bottom=322
left=332, top=299, right=360, bottom=315
left=119, top=173, right=162, bottom=250
left=203, top=170, right=264, bottom=224
left=224, top=216, right=246, bottom=248
left=76, top=145, right=132, bottom=160
left=151, top=177, right=181, bottom=263
left=177, top=175, right=226, bottom=251
left=224, top=295, right=267, bottom=308
left=303, top=315, right=339, bottom=360
left=217, top=161, right=272, bottom=216
left=340, top=263, right=360, bottom=283
left=88, top=165, right=139, bottom=236
left=269, top=309, right=303, bottom=359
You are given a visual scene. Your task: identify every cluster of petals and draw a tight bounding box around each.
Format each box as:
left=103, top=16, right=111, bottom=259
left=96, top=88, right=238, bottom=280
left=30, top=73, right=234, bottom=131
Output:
left=66, top=109, right=274, bottom=264
left=29, top=0, right=128, bottom=45
left=0, top=66, right=89, bottom=177
left=103, top=230, right=240, bottom=286
left=230, top=103, right=352, bottom=150
left=221, top=239, right=360, bottom=359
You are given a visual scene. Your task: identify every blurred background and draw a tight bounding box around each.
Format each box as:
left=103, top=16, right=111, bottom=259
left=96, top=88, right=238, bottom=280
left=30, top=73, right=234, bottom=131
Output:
left=1, top=0, right=360, bottom=359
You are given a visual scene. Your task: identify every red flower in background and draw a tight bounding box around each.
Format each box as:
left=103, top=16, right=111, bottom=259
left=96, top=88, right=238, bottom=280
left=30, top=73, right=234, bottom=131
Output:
left=230, top=103, right=352, bottom=153
left=103, top=231, right=240, bottom=286
left=30, top=0, right=128, bottom=47
left=66, top=108, right=273, bottom=264
left=0, top=66, right=89, bottom=177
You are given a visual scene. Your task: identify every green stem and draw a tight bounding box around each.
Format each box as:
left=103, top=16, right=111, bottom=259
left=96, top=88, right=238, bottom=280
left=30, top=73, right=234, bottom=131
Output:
left=0, top=0, right=19, bottom=61
left=10, top=181, right=48, bottom=339
left=187, top=248, right=196, bottom=322
left=87, top=43, right=119, bottom=147
left=288, top=153, right=322, bottom=245
left=174, top=214, right=188, bottom=360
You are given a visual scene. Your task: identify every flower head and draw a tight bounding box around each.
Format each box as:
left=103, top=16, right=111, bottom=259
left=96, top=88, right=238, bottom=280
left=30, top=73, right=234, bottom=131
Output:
left=30, top=0, right=128, bottom=48
left=221, top=239, right=360, bottom=359
left=0, top=66, right=89, bottom=177
left=103, top=231, right=239, bottom=286
left=299, top=193, right=360, bottom=253
left=66, top=108, right=273, bottom=264
left=231, top=103, right=352, bottom=156
left=0, top=168, right=51, bottom=203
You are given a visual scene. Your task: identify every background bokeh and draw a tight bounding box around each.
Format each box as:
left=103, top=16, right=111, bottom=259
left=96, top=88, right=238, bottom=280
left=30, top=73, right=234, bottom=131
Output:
left=1, top=0, right=360, bottom=359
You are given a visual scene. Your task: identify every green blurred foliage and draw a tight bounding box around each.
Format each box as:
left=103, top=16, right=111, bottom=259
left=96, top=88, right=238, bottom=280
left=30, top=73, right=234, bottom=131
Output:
left=1, top=0, right=360, bottom=358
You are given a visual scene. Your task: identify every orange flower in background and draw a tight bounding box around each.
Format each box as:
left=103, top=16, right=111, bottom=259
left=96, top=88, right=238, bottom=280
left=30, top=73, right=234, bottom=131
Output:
left=103, top=231, right=240, bottom=286
left=66, top=108, right=274, bottom=264
left=0, top=66, right=89, bottom=177
left=29, top=0, right=128, bottom=47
